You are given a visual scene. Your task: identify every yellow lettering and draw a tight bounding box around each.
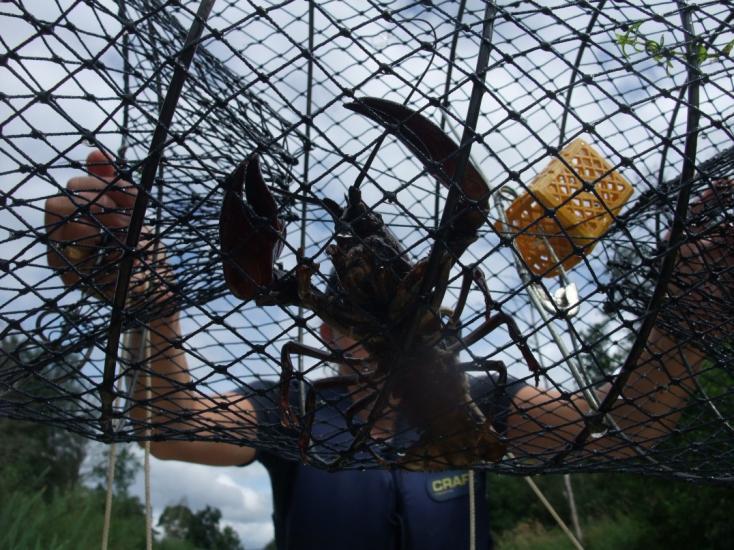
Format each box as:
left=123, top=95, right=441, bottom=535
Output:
left=433, top=473, right=471, bottom=494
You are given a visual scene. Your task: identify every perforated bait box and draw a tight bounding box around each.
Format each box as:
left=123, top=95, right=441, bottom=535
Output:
left=498, top=138, right=634, bottom=277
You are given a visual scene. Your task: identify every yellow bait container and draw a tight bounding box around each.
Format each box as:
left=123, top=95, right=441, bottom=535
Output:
left=498, top=138, right=633, bottom=277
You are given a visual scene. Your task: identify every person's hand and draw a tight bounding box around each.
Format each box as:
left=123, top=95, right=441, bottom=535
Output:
left=45, top=150, right=171, bottom=302
left=666, top=181, right=734, bottom=337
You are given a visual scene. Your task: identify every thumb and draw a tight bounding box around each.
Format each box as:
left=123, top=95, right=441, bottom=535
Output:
left=86, top=149, right=116, bottom=179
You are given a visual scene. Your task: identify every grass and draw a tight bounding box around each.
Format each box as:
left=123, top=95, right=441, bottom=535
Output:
left=0, top=486, right=147, bottom=550
left=496, top=515, right=648, bottom=550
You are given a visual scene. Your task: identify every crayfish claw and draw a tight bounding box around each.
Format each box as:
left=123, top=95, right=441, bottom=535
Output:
left=321, top=197, right=343, bottom=221
left=220, top=154, right=286, bottom=301
left=344, top=97, right=490, bottom=256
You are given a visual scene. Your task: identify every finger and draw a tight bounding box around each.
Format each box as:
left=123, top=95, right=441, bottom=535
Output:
left=69, top=171, right=138, bottom=211
left=68, top=176, right=135, bottom=216
left=86, top=149, right=116, bottom=179
left=47, top=189, right=120, bottom=224
left=84, top=149, right=135, bottom=223
left=689, top=181, right=734, bottom=227
left=105, top=176, right=138, bottom=210
left=67, top=175, right=108, bottom=193
left=84, top=149, right=139, bottom=210
left=61, top=181, right=133, bottom=233
left=45, top=191, right=113, bottom=242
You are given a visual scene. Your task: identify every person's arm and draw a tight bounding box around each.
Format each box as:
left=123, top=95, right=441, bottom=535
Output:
left=507, top=329, right=704, bottom=457
left=45, top=150, right=258, bottom=467
left=127, top=309, right=259, bottom=466
left=507, top=185, right=732, bottom=458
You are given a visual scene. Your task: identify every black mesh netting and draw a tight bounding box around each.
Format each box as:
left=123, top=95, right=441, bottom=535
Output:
left=1, top=0, right=733, bottom=482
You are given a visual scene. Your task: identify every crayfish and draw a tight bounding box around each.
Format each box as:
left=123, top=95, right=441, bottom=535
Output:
left=219, top=98, right=541, bottom=470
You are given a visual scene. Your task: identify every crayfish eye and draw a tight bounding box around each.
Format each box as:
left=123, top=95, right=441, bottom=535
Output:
left=334, top=233, right=354, bottom=248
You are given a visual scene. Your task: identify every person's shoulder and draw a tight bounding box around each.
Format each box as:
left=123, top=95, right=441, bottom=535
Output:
left=236, top=378, right=305, bottom=407
left=235, top=378, right=302, bottom=465
left=468, top=372, right=529, bottom=434
left=238, top=378, right=279, bottom=394
left=235, top=378, right=281, bottom=421
left=468, top=372, right=526, bottom=398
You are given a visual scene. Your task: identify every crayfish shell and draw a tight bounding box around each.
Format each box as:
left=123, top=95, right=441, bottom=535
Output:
left=399, top=419, right=506, bottom=472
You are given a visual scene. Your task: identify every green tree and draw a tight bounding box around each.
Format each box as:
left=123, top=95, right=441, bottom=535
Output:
left=87, top=443, right=143, bottom=497
left=159, top=503, right=195, bottom=541
left=0, top=336, right=87, bottom=493
left=0, top=336, right=150, bottom=548
left=159, top=502, right=244, bottom=550
left=487, top=473, right=568, bottom=535
left=577, top=318, right=629, bottom=384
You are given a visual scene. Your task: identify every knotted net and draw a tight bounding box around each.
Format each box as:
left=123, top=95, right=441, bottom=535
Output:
left=1, top=0, right=733, bottom=481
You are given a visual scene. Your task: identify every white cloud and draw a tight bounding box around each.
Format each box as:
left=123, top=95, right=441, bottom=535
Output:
left=97, top=445, right=278, bottom=550
left=226, top=519, right=275, bottom=550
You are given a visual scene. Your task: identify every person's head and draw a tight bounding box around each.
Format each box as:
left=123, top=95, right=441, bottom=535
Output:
left=318, top=270, right=463, bottom=375
left=319, top=322, right=375, bottom=378
left=320, top=269, right=374, bottom=374
left=318, top=323, right=365, bottom=357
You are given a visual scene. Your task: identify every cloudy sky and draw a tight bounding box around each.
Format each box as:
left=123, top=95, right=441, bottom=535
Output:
left=2, top=1, right=734, bottom=549
left=131, top=450, right=275, bottom=548
left=81, top=441, right=275, bottom=548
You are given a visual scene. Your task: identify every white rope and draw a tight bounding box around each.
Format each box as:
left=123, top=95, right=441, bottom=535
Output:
left=563, top=473, right=584, bottom=543
left=144, top=328, right=153, bottom=550
left=101, top=321, right=154, bottom=550
left=101, top=442, right=117, bottom=550
left=502, top=453, right=584, bottom=550
left=523, top=476, right=585, bottom=550
left=144, top=440, right=153, bottom=549
left=468, top=469, right=476, bottom=550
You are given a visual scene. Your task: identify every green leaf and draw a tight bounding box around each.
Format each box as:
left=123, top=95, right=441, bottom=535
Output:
left=645, top=38, right=663, bottom=61
left=616, top=32, right=634, bottom=58
left=697, top=43, right=709, bottom=64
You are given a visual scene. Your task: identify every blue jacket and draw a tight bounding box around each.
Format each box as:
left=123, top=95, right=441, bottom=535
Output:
left=247, top=376, right=519, bottom=550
